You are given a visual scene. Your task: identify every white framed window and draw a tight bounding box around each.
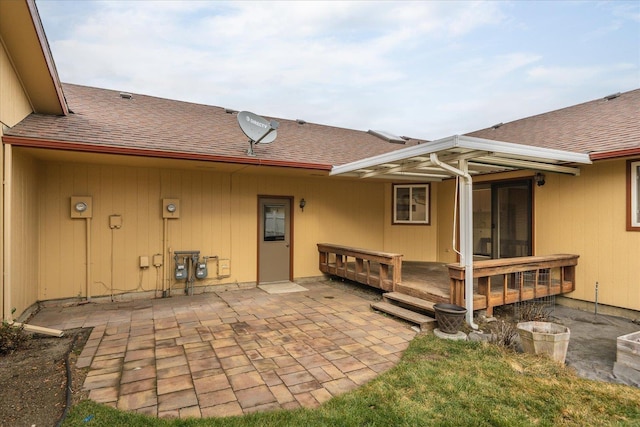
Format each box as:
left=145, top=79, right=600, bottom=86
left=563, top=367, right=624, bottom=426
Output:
left=629, top=160, right=640, bottom=231
left=393, top=184, right=430, bottom=225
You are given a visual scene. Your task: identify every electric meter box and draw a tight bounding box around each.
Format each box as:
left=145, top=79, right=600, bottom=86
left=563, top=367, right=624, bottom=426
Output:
left=163, top=199, right=180, bottom=218
left=70, top=196, right=93, bottom=218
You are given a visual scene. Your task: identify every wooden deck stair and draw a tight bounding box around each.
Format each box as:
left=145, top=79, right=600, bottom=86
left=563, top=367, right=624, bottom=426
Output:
left=371, top=292, right=438, bottom=332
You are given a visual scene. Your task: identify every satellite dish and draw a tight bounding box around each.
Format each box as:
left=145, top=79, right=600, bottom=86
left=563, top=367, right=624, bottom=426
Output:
left=237, top=111, right=279, bottom=155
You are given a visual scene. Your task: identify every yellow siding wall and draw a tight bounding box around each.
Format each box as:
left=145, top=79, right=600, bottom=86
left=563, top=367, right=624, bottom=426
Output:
left=10, top=150, right=39, bottom=316
left=382, top=182, right=439, bottom=260
left=436, top=179, right=458, bottom=264
left=16, top=150, right=640, bottom=313
left=36, top=161, right=387, bottom=301
left=536, top=159, right=640, bottom=311
left=1, top=43, right=34, bottom=318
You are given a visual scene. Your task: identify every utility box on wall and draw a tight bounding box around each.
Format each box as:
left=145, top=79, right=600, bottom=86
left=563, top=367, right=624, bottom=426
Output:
left=162, top=199, right=180, bottom=218
left=218, top=258, right=231, bottom=277
left=70, top=196, right=93, bottom=218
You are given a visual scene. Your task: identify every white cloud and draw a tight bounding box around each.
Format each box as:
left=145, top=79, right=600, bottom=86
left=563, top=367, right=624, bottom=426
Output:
left=527, top=63, right=636, bottom=87
left=37, top=0, right=639, bottom=140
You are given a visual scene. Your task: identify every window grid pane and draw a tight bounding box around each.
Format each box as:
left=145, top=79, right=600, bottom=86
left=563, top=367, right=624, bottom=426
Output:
left=411, top=187, right=427, bottom=222
left=396, top=187, right=410, bottom=221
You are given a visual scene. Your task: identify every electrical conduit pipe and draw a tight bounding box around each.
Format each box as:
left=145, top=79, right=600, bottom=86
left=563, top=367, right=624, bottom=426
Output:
left=429, top=152, right=478, bottom=329
left=162, top=217, right=169, bottom=297
left=3, top=144, right=11, bottom=321
left=86, top=217, right=91, bottom=301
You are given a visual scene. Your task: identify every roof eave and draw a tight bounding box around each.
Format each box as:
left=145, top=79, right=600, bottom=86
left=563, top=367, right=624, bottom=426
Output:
left=0, top=0, right=68, bottom=116
left=27, top=0, right=68, bottom=115
left=590, top=147, right=640, bottom=161
left=1, top=135, right=333, bottom=171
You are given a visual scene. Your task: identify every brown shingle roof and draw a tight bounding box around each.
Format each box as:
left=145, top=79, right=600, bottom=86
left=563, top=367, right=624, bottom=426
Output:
left=466, top=89, right=640, bottom=158
left=5, top=85, right=639, bottom=166
left=4, top=83, right=424, bottom=169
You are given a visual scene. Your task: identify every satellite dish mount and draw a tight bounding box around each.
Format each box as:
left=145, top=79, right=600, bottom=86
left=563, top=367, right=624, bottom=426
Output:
left=237, top=111, right=280, bottom=156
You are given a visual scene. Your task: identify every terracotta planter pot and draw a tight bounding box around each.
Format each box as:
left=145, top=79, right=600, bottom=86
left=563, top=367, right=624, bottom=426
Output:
left=433, top=303, right=467, bottom=334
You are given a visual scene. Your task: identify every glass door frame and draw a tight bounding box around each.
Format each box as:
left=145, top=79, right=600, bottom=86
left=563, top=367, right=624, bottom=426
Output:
left=473, top=179, right=533, bottom=259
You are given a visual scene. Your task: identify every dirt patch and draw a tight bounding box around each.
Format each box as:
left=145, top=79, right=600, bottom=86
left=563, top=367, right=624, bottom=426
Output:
left=0, top=328, right=90, bottom=427
left=324, top=278, right=384, bottom=301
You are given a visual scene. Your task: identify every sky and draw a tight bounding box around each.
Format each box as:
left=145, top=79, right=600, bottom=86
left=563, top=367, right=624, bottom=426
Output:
left=36, top=1, right=640, bottom=141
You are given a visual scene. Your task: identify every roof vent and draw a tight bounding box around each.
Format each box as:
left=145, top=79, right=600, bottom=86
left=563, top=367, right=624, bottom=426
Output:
left=491, top=122, right=503, bottom=129
left=603, top=92, right=620, bottom=101
left=224, top=108, right=238, bottom=114
left=367, top=129, right=406, bottom=144
left=296, top=119, right=307, bottom=125
left=119, top=92, right=133, bottom=100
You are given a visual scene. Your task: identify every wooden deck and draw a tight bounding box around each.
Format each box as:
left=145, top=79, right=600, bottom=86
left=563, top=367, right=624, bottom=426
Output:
left=318, top=243, right=579, bottom=322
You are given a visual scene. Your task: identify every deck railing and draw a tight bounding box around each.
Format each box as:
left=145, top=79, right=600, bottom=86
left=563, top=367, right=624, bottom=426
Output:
left=317, top=243, right=402, bottom=291
left=447, top=254, right=579, bottom=316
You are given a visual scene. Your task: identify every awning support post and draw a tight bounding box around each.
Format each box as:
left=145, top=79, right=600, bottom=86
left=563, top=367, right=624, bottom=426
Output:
left=430, top=151, right=478, bottom=329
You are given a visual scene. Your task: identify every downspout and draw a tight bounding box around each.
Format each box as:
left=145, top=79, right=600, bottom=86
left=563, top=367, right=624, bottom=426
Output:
left=3, top=144, right=11, bottom=321
left=429, top=152, right=478, bottom=329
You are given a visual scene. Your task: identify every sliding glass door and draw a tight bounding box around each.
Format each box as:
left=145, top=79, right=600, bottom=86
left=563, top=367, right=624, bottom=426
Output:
left=473, top=180, right=532, bottom=259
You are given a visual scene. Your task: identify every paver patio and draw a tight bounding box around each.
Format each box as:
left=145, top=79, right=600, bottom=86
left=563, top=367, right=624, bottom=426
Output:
left=29, top=281, right=416, bottom=419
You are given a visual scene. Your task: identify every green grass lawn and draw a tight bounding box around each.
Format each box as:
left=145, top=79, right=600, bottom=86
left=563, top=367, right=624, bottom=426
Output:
left=63, top=334, right=640, bottom=426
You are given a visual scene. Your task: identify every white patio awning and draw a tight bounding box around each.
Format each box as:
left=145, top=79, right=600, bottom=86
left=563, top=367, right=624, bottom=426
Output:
left=330, top=134, right=591, bottom=329
left=330, top=135, right=592, bottom=180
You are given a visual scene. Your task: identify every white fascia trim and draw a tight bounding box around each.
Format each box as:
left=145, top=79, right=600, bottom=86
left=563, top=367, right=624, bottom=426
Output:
left=330, top=136, right=459, bottom=176
left=457, top=136, right=592, bottom=164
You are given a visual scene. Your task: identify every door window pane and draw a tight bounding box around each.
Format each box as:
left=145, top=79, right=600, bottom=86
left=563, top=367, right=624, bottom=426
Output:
left=264, top=204, right=285, bottom=241
left=496, top=184, right=531, bottom=258
left=473, top=187, right=492, bottom=257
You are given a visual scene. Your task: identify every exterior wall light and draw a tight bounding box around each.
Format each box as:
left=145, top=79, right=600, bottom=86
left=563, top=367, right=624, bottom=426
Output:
left=535, top=173, right=546, bottom=187
left=299, top=198, right=306, bottom=212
